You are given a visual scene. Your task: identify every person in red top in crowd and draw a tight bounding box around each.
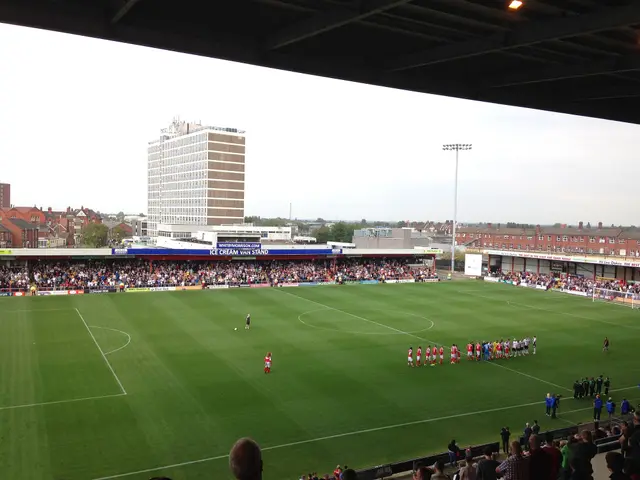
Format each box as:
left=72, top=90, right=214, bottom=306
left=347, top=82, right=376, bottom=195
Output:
left=475, top=342, right=481, bottom=361
left=467, top=342, right=473, bottom=360
left=431, top=346, right=437, bottom=366
left=264, top=352, right=272, bottom=374
left=416, top=346, right=422, bottom=366
left=439, top=346, right=444, bottom=365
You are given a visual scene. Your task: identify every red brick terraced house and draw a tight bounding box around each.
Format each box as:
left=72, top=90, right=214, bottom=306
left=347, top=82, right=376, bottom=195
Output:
left=43, top=206, right=102, bottom=246
left=456, top=222, right=640, bottom=258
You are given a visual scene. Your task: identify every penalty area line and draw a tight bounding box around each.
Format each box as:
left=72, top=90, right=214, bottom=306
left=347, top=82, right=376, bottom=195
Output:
left=76, top=308, right=127, bottom=395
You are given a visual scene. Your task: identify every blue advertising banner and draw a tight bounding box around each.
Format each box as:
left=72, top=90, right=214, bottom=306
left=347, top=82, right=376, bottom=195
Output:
left=359, top=280, right=379, bottom=285
left=298, top=282, right=318, bottom=287
left=112, top=248, right=334, bottom=256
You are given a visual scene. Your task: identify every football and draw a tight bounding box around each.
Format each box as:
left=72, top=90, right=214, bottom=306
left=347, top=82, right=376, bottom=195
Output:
left=234, top=327, right=238, bottom=331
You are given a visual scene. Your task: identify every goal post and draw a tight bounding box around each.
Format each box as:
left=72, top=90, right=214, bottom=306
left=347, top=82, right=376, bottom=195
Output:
left=592, top=287, right=639, bottom=309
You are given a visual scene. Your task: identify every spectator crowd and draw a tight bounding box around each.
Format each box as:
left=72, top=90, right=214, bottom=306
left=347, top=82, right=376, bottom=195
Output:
left=0, top=258, right=437, bottom=292
left=488, top=270, right=640, bottom=296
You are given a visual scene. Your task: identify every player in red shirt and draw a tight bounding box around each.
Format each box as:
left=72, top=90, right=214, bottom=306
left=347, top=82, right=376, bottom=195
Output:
left=407, top=347, right=414, bottom=367
left=496, top=341, right=503, bottom=359
left=416, top=346, right=422, bottom=366
left=264, top=352, right=272, bottom=374
left=450, top=345, right=456, bottom=364
left=431, top=346, right=437, bottom=365
left=467, top=343, right=473, bottom=360
left=505, top=339, right=510, bottom=359
left=439, top=346, right=444, bottom=365
left=475, top=342, right=481, bottom=361
left=454, top=344, right=461, bottom=363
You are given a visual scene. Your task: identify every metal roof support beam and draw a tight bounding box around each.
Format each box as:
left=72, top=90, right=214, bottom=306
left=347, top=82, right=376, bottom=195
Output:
left=265, top=0, right=414, bottom=50
left=388, top=1, right=640, bottom=71
left=485, top=53, right=640, bottom=87
left=111, top=0, right=142, bottom=25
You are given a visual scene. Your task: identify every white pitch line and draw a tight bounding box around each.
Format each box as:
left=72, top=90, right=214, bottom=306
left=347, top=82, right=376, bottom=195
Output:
left=75, top=308, right=127, bottom=395
left=278, top=289, right=444, bottom=346
left=0, top=307, right=76, bottom=316
left=0, top=393, right=126, bottom=412
left=486, top=362, right=573, bottom=393
left=89, top=326, right=132, bottom=356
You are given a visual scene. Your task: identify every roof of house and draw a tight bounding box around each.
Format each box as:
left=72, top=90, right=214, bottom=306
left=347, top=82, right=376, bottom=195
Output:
left=0, top=223, right=12, bottom=233
left=10, top=218, right=38, bottom=230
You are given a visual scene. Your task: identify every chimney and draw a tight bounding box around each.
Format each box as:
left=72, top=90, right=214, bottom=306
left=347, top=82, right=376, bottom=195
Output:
left=48, top=207, right=52, bottom=213
left=561, top=224, right=567, bottom=229
left=578, top=221, right=583, bottom=230
left=81, top=206, right=84, bottom=210
left=487, top=223, right=492, bottom=229
left=536, top=224, right=541, bottom=234
left=598, top=222, right=603, bottom=229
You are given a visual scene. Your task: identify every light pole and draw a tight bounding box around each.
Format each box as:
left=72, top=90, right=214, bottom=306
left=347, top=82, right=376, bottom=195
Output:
left=442, top=143, right=472, bottom=273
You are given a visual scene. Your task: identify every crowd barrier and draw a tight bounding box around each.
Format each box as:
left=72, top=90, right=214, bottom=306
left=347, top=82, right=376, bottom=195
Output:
left=356, top=417, right=628, bottom=480
left=1, top=278, right=441, bottom=298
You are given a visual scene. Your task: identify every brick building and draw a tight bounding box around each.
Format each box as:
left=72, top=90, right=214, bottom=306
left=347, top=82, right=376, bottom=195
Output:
left=456, top=221, right=640, bottom=257
left=43, top=206, right=102, bottom=246
left=0, top=183, right=9, bottom=209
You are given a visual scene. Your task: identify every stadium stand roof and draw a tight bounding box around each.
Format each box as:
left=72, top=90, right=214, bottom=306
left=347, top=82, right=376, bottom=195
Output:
left=2, top=0, right=640, bottom=124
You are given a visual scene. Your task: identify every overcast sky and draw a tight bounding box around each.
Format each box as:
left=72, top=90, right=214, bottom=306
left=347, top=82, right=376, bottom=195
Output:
left=1, top=23, right=639, bottom=225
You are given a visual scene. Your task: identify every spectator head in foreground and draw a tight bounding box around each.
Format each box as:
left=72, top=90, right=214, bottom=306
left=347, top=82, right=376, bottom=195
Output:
left=605, top=452, right=625, bottom=473
left=341, top=468, right=357, bottom=480
left=230, top=437, right=263, bottom=480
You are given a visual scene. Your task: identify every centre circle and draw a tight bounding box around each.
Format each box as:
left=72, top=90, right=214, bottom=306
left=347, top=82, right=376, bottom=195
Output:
left=297, top=308, right=435, bottom=335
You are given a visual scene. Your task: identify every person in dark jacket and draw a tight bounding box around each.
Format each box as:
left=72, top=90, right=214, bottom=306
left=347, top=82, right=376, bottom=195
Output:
left=528, top=435, right=552, bottom=480
left=574, top=430, right=597, bottom=476
left=523, top=423, right=533, bottom=449
left=500, top=427, right=510, bottom=454
left=604, top=377, right=611, bottom=395
left=605, top=451, right=630, bottom=480
left=476, top=446, right=498, bottom=480
left=596, top=375, right=604, bottom=395
left=532, top=420, right=541, bottom=435
left=589, top=377, right=596, bottom=397
left=448, top=439, right=461, bottom=467
left=552, top=394, right=560, bottom=418
left=582, top=379, right=589, bottom=398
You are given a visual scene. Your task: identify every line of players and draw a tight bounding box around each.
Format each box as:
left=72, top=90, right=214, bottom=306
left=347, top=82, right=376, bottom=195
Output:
left=407, top=345, right=455, bottom=366
left=407, top=337, right=537, bottom=367
left=466, top=337, right=537, bottom=361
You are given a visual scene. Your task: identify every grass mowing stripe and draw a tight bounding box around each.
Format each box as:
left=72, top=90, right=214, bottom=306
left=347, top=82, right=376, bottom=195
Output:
left=75, top=308, right=127, bottom=395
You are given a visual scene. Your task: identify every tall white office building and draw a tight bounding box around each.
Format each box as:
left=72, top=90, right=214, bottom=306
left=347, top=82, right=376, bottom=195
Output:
left=147, top=118, right=246, bottom=237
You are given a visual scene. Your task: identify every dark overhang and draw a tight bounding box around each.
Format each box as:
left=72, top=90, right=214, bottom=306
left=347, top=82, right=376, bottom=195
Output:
left=1, top=0, right=640, bottom=124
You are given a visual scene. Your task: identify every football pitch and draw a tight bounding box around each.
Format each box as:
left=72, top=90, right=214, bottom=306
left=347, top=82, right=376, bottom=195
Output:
left=1, top=282, right=639, bottom=480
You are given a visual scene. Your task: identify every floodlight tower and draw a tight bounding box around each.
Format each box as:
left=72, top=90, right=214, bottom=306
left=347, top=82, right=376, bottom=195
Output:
left=442, top=143, right=472, bottom=273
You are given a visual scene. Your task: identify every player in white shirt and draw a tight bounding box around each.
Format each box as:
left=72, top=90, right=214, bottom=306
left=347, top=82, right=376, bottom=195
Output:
left=512, top=339, right=518, bottom=357
left=524, top=337, right=530, bottom=355
left=532, top=336, right=537, bottom=355
left=245, top=314, right=251, bottom=330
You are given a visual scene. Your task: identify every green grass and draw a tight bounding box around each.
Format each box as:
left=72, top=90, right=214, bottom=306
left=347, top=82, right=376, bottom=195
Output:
left=1, top=282, right=639, bottom=480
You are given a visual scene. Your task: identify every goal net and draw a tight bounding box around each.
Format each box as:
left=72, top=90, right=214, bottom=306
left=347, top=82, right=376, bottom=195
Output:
left=592, top=287, right=639, bottom=309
